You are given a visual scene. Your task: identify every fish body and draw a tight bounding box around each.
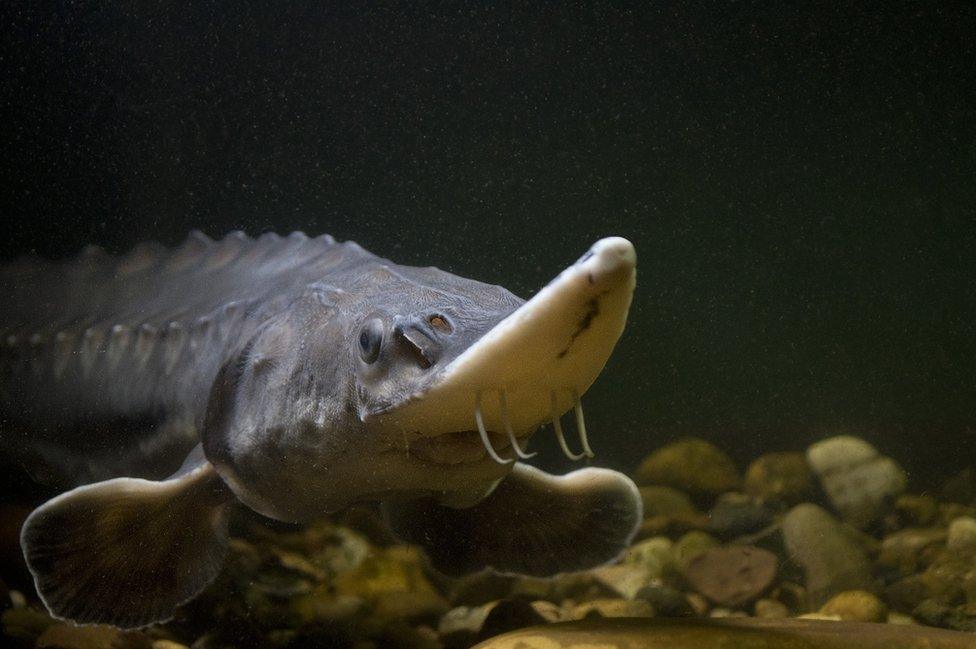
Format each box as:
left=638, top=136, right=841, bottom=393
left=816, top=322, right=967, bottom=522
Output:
left=1, top=232, right=513, bottom=487
left=2, top=231, right=641, bottom=628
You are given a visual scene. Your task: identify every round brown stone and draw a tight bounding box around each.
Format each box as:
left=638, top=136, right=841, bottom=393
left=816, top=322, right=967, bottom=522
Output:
left=682, top=545, right=778, bottom=608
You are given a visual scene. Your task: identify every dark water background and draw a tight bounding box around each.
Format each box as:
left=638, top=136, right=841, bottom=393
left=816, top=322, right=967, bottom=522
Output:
left=1, top=3, right=973, bottom=486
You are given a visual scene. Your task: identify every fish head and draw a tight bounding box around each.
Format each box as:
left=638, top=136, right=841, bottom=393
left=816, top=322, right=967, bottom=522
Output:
left=203, top=237, right=636, bottom=521
left=357, top=236, right=637, bottom=502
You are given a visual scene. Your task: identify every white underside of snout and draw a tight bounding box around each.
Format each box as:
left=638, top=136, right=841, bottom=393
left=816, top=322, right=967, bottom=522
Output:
left=373, top=237, right=636, bottom=441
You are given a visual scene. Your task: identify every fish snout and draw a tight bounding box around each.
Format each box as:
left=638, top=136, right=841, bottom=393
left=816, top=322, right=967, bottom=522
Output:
left=369, top=236, right=636, bottom=468
left=574, top=236, right=637, bottom=287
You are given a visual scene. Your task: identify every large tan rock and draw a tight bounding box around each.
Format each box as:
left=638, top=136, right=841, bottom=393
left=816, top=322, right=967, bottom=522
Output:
left=744, top=452, right=814, bottom=504
left=807, top=436, right=907, bottom=528
left=781, top=503, right=877, bottom=607
left=635, top=438, right=740, bottom=498
left=472, top=617, right=976, bottom=648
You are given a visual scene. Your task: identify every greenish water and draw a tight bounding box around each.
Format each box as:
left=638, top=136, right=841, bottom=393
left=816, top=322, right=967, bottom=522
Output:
left=4, top=3, right=974, bottom=483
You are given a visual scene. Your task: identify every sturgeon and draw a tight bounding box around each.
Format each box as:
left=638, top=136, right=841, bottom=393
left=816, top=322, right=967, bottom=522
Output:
left=0, top=231, right=640, bottom=629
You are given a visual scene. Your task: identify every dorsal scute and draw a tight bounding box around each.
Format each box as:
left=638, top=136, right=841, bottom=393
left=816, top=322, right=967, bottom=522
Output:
left=0, top=231, right=370, bottom=344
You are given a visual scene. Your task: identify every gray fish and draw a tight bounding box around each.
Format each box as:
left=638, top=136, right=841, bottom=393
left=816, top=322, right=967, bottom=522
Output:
left=0, top=231, right=640, bottom=629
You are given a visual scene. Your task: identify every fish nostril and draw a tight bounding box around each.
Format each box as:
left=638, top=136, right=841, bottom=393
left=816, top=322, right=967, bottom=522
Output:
left=428, top=314, right=452, bottom=334
left=397, top=324, right=436, bottom=369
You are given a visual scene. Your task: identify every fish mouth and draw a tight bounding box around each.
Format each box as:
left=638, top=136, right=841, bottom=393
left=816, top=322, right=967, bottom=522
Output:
left=408, top=429, right=515, bottom=465
left=368, top=236, right=636, bottom=464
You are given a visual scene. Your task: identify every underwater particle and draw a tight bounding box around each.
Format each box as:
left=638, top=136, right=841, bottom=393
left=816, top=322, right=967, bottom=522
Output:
left=634, top=438, right=741, bottom=500
left=681, top=545, right=778, bottom=608
left=807, top=436, right=908, bottom=529
left=819, top=590, right=888, bottom=623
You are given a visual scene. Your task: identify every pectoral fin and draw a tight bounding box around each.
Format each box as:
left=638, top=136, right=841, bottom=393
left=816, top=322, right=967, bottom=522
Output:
left=384, top=464, right=642, bottom=577
left=20, top=447, right=232, bottom=628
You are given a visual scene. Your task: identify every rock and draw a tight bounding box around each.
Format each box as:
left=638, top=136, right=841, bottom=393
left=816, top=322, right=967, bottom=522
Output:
left=706, top=493, right=774, bottom=538
left=639, top=486, right=697, bottom=518
left=887, top=612, right=917, bottom=625
left=1, top=606, right=56, bottom=644
left=36, top=624, right=152, bottom=649
left=480, top=600, right=561, bottom=640
left=781, top=503, right=876, bottom=607
left=471, top=617, right=976, bottom=648
left=568, top=599, right=655, bottom=620
left=249, top=554, right=316, bottom=599
left=634, top=582, right=695, bottom=617
left=9, top=589, right=26, bottom=608
left=771, top=581, right=807, bottom=614
left=895, top=494, right=940, bottom=527
left=919, top=552, right=973, bottom=605
left=878, top=527, right=946, bottom=576
left=622, top=536, right=674, bottom=580
left=754, top=598, right=789, bottom=618
left=335, top=545, right=441, bottom=599
left=885, top=575, right=930, bottom=613
left=545, top=571, right=626, bottom=604
left=635, top=438, right=741, bottom=499
left=291, top=590, right=366, bottom=625
left=637, top=486, right=708, bottom=535
left=367, top=619, right=444, bottom=649
left=819, top=590, right=887, bottom=623
left=671, top=531, right=719, bottom=573
left=589, top=565, right=656, bottom=600
left=946, top=516, right=976, bottom=553
left=151, top=641, right=189, bottom=649
left=508, top=575, right=557, bottom=603
left=806, top=436, right=907, bottom=528
left=375, top=588, right=450, bottom=622
left=939, top=502, right=976, bottom=526
left=685, top=592, right=710, bottom=617
left=306, top=526, right=373, bottom=577
left=450, top=571, right=517, bottom=606
left=682, top=545, right=778, bottom=608
left=744, top=452, right=814, bottom=504
left=796, top=612, right=843, bottom=621
left=913, top=599, right=957, bottom=630
left=440, top=605, right=493, bottom=639
left=440, top=599, right=555, bottom=645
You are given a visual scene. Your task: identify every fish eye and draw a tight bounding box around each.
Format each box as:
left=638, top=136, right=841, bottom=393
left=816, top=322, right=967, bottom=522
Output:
left=358, top=319, right=383, bottom=364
